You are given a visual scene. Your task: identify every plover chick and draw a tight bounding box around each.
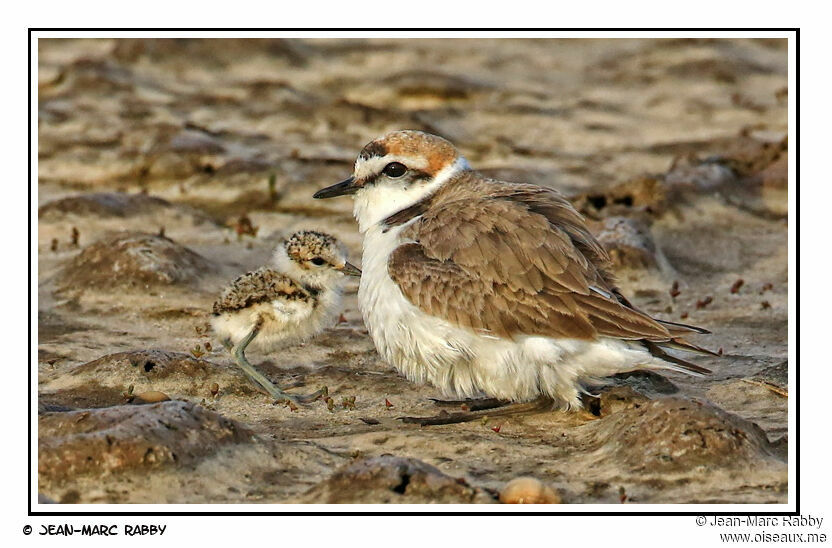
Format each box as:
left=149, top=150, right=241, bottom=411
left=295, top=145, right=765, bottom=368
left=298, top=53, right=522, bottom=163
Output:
left=211, top=230, right=361, bottom=404
left=314, top=130, right=716, bottom=424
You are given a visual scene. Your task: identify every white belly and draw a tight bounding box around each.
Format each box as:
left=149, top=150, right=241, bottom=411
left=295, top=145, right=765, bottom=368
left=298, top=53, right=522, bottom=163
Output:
left=358, top=224, right=665, bottom=407
left=211, top=288, right=342, bottom=353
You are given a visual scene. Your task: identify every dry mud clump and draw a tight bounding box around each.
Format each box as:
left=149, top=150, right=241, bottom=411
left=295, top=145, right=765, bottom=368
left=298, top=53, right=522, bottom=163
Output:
left=666, top=136, right=787, bottom=218
left=39, top=192, right=180, bottom=220
left=56, top=231, right=216, bottom=291
left=573, top=134, right=787, bottom=222
left=594, top=217, right=663, bottom=271
left=297, top=455, right=495, bottom=504
left=69, top=350, right=215, bottom=382
left=39, top=350, right=261, bottom=409
left=571, top=177, right=668, bottom=220
left=37, top=192, right=220, bottom=252
left=590, top=396, right=777, bottom=472
left=38, top=401, right=254, bottom=483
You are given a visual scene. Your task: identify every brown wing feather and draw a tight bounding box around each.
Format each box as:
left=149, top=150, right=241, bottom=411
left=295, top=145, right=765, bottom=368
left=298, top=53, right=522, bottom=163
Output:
left=390, top=175, right=698, bottom=344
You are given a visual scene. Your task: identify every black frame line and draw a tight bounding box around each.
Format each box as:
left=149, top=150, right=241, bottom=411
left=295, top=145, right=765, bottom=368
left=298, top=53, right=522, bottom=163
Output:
left=28, top=27, right=799, bottom=517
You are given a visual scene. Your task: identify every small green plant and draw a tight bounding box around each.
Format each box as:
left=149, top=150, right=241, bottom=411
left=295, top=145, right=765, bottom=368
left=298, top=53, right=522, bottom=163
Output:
left=268, top=172, right=278, bottom=202
left=190, top=344, right=205, bottom=358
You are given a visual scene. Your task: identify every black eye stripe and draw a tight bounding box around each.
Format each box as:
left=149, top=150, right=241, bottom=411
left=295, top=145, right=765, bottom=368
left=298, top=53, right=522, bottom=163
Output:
left=357, top=168, right=430, bottom=187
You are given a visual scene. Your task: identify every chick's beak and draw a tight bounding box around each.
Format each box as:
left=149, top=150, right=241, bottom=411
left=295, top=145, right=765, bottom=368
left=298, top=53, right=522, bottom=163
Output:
left=340, top=261, right=362, bottom=277
left=313, top=176, right=359, bottom=199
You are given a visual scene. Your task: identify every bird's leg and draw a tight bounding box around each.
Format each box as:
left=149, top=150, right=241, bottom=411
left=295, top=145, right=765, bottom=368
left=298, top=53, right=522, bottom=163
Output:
left=232, top=319, right=327, bottom=405
left=399, top=396, right=556, bottom=426
left=429, top=397, right=508, bottom=411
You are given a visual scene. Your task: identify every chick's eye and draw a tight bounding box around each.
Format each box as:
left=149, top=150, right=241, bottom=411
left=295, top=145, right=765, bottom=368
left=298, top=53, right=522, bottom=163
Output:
left=310, top=257, right=326, bottom=266
left=382, top=162, right=407, bottom=178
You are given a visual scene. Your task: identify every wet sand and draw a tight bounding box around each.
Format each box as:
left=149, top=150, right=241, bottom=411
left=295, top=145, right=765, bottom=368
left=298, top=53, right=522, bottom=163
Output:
left=37, top=38, right=788, bottom=504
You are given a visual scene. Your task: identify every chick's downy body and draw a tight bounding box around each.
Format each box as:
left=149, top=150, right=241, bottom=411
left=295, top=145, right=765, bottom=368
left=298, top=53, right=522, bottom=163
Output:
left=211, top=265, right=344, bottom=352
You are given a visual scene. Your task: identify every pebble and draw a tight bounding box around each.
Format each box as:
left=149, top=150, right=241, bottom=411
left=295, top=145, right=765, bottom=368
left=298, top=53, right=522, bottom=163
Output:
left=135, top=391, right=171, bottom=403
left=499, top=477, right=562, bottom=504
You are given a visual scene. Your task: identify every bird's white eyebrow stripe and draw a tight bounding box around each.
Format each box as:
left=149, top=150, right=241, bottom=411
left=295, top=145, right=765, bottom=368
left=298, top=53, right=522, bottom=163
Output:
left=354, top=154, right=429, bottom=179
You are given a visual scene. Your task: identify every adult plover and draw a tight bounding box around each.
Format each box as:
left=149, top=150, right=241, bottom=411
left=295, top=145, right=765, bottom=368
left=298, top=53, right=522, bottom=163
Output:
left=314, top=130, right=715, bottom=424
left=211, top=230, right=361, bottom=404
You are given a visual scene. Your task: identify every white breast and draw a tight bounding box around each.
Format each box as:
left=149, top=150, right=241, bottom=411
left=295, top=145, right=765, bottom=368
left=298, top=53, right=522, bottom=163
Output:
left=358, top=223, right=480, bottom=393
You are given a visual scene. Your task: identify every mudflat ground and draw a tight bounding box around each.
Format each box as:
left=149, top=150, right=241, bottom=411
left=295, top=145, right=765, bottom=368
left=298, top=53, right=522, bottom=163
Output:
left=37, top=38, right=788, bottom=504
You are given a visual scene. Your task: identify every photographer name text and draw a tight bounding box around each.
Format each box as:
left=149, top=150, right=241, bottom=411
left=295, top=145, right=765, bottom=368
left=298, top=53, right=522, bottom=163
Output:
left=39, top=524, right=166, bottom=536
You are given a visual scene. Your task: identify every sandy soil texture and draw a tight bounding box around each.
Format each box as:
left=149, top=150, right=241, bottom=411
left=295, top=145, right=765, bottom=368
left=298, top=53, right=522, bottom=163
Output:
left=37, top=38, right=788, bottom=504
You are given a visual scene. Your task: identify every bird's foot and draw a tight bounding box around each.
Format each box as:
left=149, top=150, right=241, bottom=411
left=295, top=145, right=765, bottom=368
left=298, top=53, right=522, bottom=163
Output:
left=399, top=396, right=555, bottom=426
left=231, top=329, right=328, bottom=407
left=270, top=385, right=328, bottom=406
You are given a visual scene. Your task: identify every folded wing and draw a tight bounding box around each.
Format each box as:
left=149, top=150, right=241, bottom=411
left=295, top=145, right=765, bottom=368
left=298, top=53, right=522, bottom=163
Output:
left=388, top=182, right=712, bottom=374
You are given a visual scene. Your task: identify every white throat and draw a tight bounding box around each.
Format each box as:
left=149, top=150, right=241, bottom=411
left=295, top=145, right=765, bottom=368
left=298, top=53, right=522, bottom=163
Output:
left=352, top=157, right=469, bottom=233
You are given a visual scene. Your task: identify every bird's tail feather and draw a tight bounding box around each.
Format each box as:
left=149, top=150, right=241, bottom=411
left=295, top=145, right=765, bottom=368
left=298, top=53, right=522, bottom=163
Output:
left=659, top=337, right=721, bottom=357
left=643, top=340, right=713, bottom=376
left=656, top=318, right=712, bottom=335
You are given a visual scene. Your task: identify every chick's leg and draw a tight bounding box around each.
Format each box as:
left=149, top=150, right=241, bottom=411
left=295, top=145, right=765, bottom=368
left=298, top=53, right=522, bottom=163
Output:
left=232, top=319, right=326, bottom=404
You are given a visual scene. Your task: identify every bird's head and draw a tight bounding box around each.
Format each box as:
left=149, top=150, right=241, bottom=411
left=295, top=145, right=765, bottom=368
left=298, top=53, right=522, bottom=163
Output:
left=313, top=130, right=470, bottom=232
left=272, top=230, right=360, bottom=289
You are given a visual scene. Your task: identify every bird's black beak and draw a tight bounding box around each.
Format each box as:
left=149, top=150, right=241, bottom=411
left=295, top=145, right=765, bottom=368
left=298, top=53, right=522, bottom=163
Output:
left=340, top=261, right=362, bottom=277
left=313, top=177, right=359, bottom=199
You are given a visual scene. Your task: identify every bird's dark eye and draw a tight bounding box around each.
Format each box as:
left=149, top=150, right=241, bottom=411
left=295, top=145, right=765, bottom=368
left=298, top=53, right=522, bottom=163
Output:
left=311, top=258, right=326, bottom=266
left=382, top=162, right=407, bottom=178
